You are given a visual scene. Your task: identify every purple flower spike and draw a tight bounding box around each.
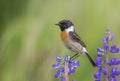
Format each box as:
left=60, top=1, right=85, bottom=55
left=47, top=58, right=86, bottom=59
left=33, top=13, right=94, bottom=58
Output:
left=94, top=29, right=120, bottom=81
left=95, top=57, right=102, bottom=66
left=111, top=45, right=119, bottom=53
left=53, top=55, right=80, bottom=80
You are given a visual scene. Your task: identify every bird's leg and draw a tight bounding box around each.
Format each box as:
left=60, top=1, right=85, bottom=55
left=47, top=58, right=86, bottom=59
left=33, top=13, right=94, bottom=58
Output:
left=70, top=53, right=79, bottom=61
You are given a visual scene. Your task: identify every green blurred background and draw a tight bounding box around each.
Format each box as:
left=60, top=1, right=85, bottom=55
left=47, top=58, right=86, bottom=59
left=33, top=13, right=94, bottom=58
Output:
left=0, top=0, right=120, bottom=81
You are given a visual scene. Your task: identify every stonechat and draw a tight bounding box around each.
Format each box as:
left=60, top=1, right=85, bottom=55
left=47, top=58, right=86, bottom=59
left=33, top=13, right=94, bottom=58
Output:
left=55, top=19, right=96, bottom=67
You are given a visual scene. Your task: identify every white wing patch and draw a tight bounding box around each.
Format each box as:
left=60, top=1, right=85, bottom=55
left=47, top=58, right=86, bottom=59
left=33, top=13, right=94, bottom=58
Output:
left=82, top=47, right=88, bottom=55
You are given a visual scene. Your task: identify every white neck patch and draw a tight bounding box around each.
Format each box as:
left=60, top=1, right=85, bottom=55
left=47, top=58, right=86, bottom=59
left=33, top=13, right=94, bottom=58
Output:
left=65, top=26, right=74, bottom=32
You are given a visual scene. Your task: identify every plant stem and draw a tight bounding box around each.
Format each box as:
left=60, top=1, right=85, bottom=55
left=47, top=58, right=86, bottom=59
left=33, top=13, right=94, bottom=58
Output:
left=65, top=62, right=69, bottom=81
left=105, top=50, right=109, bottom=81
left=105, top=41, right=109, bottom=81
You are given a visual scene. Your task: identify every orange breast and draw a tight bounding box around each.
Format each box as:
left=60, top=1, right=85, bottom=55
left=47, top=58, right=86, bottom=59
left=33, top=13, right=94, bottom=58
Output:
left=61, top=31, right=68, bottom=42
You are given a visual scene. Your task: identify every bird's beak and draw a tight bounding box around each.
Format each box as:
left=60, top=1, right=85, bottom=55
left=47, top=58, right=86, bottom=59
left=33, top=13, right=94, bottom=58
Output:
left=55, top=23, right=60, bottom=26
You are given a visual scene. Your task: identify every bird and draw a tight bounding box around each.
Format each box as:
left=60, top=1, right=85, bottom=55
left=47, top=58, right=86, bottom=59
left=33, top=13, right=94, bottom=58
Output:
left=55, top=19, right=96, bottom=67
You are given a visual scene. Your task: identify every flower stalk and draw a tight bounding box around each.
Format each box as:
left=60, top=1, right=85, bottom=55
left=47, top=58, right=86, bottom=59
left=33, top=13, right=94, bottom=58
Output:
left=65, top=62, right=69, bottom=81
left=105, top=49, right=109, bottom=81
left=52, top=55, right=80, bottom=81
left=94, top=29, right=120, bottom=81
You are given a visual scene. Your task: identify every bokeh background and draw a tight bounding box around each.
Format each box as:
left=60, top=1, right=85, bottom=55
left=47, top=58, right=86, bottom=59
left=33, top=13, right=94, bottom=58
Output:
left=0, top=0, right=120, bottom=81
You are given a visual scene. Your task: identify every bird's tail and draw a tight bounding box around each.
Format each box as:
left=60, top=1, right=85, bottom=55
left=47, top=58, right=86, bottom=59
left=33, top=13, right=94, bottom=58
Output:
left=85, top=52, right=96, bottom=67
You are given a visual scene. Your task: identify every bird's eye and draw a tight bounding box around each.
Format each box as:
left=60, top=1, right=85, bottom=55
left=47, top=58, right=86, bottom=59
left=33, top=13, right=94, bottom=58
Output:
left=63, top=22, right=66, bottom=25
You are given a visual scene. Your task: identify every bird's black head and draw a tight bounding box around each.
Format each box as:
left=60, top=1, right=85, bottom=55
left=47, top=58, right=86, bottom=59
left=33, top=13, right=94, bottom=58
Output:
left=55, top=20, right=74, bottom=31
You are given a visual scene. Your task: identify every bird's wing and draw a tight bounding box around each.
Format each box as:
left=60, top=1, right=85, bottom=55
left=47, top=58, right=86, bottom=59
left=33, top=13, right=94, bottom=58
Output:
left=69, top=31, right=86, bottom=47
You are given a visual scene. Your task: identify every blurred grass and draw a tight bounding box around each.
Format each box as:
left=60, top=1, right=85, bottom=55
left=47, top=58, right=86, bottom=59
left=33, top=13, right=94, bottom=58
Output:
left=0, top=0, right=120, bottom=81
